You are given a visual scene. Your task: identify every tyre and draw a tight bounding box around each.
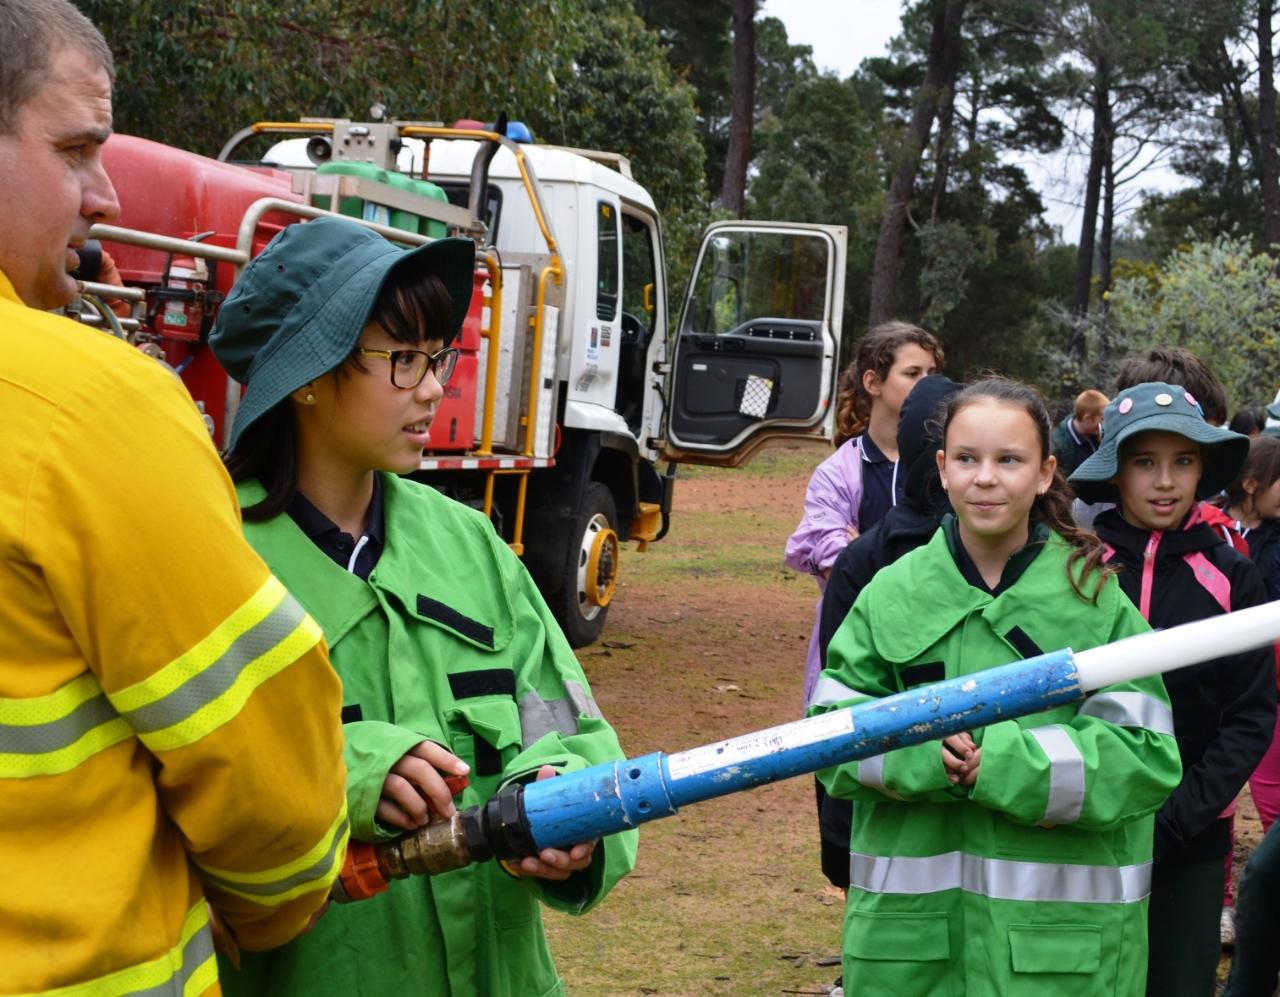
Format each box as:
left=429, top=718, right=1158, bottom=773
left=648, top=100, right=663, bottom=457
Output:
left=552, top=482, right=620, bottom=648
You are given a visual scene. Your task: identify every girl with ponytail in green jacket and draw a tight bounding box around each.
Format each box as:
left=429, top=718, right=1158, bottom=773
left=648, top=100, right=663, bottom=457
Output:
left=810, top=377, right=1181, bottom=997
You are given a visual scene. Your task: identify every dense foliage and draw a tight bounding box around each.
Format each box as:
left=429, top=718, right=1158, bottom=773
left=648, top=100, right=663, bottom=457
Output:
left=77, top=0, right=1280, bottom=408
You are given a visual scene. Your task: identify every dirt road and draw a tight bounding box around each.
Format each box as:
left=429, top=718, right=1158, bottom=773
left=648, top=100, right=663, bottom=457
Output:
left=547, top=446, right=846, bottom=995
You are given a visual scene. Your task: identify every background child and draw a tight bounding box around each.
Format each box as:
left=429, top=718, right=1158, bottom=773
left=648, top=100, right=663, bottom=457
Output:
left=209, top=217, right=637, bottom=997
left=1223, top=436, right=1280, bottom=919
left=1051, top=387, right=1108, bottom=476
left=784, top=321, right=941, bottom=906
left=1223, top=435, right=1280, bottom=599
left=811, top=377, right=1180, bottom=997
left=1070, top=382, right=1273, bottom=997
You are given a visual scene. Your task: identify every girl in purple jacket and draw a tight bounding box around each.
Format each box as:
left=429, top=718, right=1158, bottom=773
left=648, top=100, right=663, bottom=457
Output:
left=785, top=321, right=943, bottom=706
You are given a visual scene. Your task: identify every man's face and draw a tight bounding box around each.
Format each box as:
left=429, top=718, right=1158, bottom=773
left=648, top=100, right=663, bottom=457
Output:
left=0, top=46, right=119, bottom=310
left=1077, top=409, right=1103, bottom=439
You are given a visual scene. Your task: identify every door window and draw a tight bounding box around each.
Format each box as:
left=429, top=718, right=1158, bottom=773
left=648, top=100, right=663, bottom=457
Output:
left=686, top=230, right=828, bottom=336
left=596, top=201, right=620, bottom=321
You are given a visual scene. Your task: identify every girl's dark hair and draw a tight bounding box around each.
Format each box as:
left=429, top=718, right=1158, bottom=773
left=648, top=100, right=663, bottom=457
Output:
left=1224, top=435, right=1280, bottom=512
left=941, top=376, right=1113, bottom=602
left=1229, top=408, right=1262, bottom=437
left=834, top=321, right=944, bottom=447
left=226, top=262, right=455, bottom=521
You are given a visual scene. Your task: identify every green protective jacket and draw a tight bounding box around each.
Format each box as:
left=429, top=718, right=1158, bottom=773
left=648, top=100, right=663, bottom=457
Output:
left=810, top=527, right=1181, bottom=997
left=220, top=474, right=637, bottom=997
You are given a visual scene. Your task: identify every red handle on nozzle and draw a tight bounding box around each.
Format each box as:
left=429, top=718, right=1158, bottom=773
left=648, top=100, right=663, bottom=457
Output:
left=336, top=772, right=470, bottom=901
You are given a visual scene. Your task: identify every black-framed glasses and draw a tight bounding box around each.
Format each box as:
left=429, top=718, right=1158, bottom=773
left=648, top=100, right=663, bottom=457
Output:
left=355, top=346, right=459, bottom=389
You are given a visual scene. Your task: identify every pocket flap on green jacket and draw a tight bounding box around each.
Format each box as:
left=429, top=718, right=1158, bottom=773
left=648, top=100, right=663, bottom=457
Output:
left=846, top=911, right=950, bottom=962
left=1008, top=924, right=1101, bottom=974
left=450, top=698, right=522, bottom=751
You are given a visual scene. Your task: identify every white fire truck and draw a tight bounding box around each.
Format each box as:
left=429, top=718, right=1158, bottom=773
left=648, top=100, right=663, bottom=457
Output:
left=76, top=116, right=847, bottom=645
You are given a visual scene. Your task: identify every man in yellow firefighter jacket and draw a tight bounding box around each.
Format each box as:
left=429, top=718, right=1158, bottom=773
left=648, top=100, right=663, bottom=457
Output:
left=0, top=2, right=350, bottom=993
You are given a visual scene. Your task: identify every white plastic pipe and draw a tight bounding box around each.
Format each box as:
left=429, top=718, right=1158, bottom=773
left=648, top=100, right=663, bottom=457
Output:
left=1073, top=600, right=1280, bottom=691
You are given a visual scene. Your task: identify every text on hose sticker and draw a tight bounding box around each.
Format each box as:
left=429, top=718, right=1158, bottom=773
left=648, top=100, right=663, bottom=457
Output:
left=667, top=710, right=855, bottom=781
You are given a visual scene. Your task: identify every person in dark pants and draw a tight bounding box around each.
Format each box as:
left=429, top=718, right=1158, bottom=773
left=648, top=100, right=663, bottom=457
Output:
left=1224, top=820, right=1280, bottom=996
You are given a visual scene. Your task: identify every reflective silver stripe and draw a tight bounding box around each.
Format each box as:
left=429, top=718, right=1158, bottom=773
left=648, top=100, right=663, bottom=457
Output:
left=121, top=595, right=308, bottom=734
left=856, top=753, right=903, bottom=800
left=808, top=676, right=867, bottom=710
left=565, top=680, right=603, bottom=721
left=0, top=692, right=121, bottom=755
left=1027, top=724, right=1085, bottom=825
left=198, top=817, right=349, bottom=899
left=518, top=691, right=587, bottom=747
left=849, top=850, right=1151, bottom=904
left=129, top=921, right=215, bottom=997
left=1078, top=691, right=1175, bottom=737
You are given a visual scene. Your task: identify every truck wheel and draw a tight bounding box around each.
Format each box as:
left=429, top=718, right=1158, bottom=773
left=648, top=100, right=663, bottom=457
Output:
left=557, top=483, right=620, bottom=648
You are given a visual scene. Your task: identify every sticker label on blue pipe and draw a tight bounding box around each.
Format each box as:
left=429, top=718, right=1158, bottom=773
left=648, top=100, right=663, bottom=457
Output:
left=667, top=711, right=855, bottom=781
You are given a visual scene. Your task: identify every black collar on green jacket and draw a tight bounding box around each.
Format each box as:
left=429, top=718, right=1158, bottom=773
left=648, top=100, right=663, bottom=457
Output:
left=942, top=513, right=1050, bottom=596
left=236, top=473, right=517, bottom=653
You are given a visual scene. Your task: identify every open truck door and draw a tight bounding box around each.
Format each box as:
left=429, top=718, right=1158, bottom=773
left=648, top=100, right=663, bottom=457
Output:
left=662, top=221, right=847, bottom=466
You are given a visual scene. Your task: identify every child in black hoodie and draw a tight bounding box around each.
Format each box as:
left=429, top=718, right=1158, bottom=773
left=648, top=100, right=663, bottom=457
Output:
left=1070, top=381, right=1275, bottom=997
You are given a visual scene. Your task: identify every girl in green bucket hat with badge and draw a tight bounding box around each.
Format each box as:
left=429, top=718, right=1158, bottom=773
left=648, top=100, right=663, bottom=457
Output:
left=208, top=216, right=636, bottom=997
left=1071, top=382, right=1274, bottom=997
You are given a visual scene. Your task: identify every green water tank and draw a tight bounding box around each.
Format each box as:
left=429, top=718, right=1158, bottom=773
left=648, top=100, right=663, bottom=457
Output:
left=314, top=162, right=448, bottom=238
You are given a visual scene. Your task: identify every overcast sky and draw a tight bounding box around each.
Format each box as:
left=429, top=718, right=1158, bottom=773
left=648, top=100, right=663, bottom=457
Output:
left=760, top=0, right=1187, bottom=241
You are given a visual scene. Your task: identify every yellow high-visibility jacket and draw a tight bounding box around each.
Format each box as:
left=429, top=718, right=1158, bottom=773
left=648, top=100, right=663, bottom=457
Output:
left=0, top=271, right=349, bottom=996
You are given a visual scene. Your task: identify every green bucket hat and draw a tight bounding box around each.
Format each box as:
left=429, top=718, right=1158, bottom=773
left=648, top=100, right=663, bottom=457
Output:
left=1068, top=381, right=1249, bottom=503
left=211, top=215, right=476, bottom=453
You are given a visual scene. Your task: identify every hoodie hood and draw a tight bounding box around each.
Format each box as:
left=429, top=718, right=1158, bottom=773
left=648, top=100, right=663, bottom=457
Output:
left=897, top=374, right=963, bottom=512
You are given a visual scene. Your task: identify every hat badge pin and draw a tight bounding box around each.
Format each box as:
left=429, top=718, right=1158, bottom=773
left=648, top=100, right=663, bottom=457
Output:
left=1154, top=392, right=1173, bottom=406
left=1118, top=397, right=1133, bottom=414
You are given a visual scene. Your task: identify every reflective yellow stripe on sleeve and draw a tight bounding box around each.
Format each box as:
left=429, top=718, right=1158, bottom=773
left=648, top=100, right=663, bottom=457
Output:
left=196, top=802, right=350, bottom=907
left=13, top=900, right=215, bottom=997
left=111, top=575, right=324, bottom=753
left=0, top=674, right=132, bottom=779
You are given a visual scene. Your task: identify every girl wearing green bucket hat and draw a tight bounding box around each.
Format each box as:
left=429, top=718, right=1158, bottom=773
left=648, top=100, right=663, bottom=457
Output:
left=208, top=216, right=636, bottom=997
left=1071, top=381, right=1275, bottom=997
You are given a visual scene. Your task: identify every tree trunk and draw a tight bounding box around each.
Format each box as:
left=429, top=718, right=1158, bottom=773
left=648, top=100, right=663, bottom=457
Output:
left=1099, top=104, right=1115, bottom=321
left=868, top=0, right=968, bottom=326
left=719, top=0, right=756, bottom=217
left=1258, top=0, right=1280, bottom=251
left=1071, top=60, right=1109, bottom=326
left=929, top=76, right=958, bottom=223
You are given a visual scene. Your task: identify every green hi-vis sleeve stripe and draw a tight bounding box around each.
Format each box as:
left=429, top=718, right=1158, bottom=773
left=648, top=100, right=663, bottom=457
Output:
left=0, top=674, right=133, bottom=779
left=196, top=805, right=350, bottom=907
left=112, top=575, right=324, bottom=753
left=12, top=901, right=215, bottom=997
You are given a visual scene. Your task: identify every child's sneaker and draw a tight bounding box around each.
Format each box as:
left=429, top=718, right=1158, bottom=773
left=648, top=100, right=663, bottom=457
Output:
left=828, top=975, right=844, bottom=997
left=1221, top=905, right=1236, bottom=949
